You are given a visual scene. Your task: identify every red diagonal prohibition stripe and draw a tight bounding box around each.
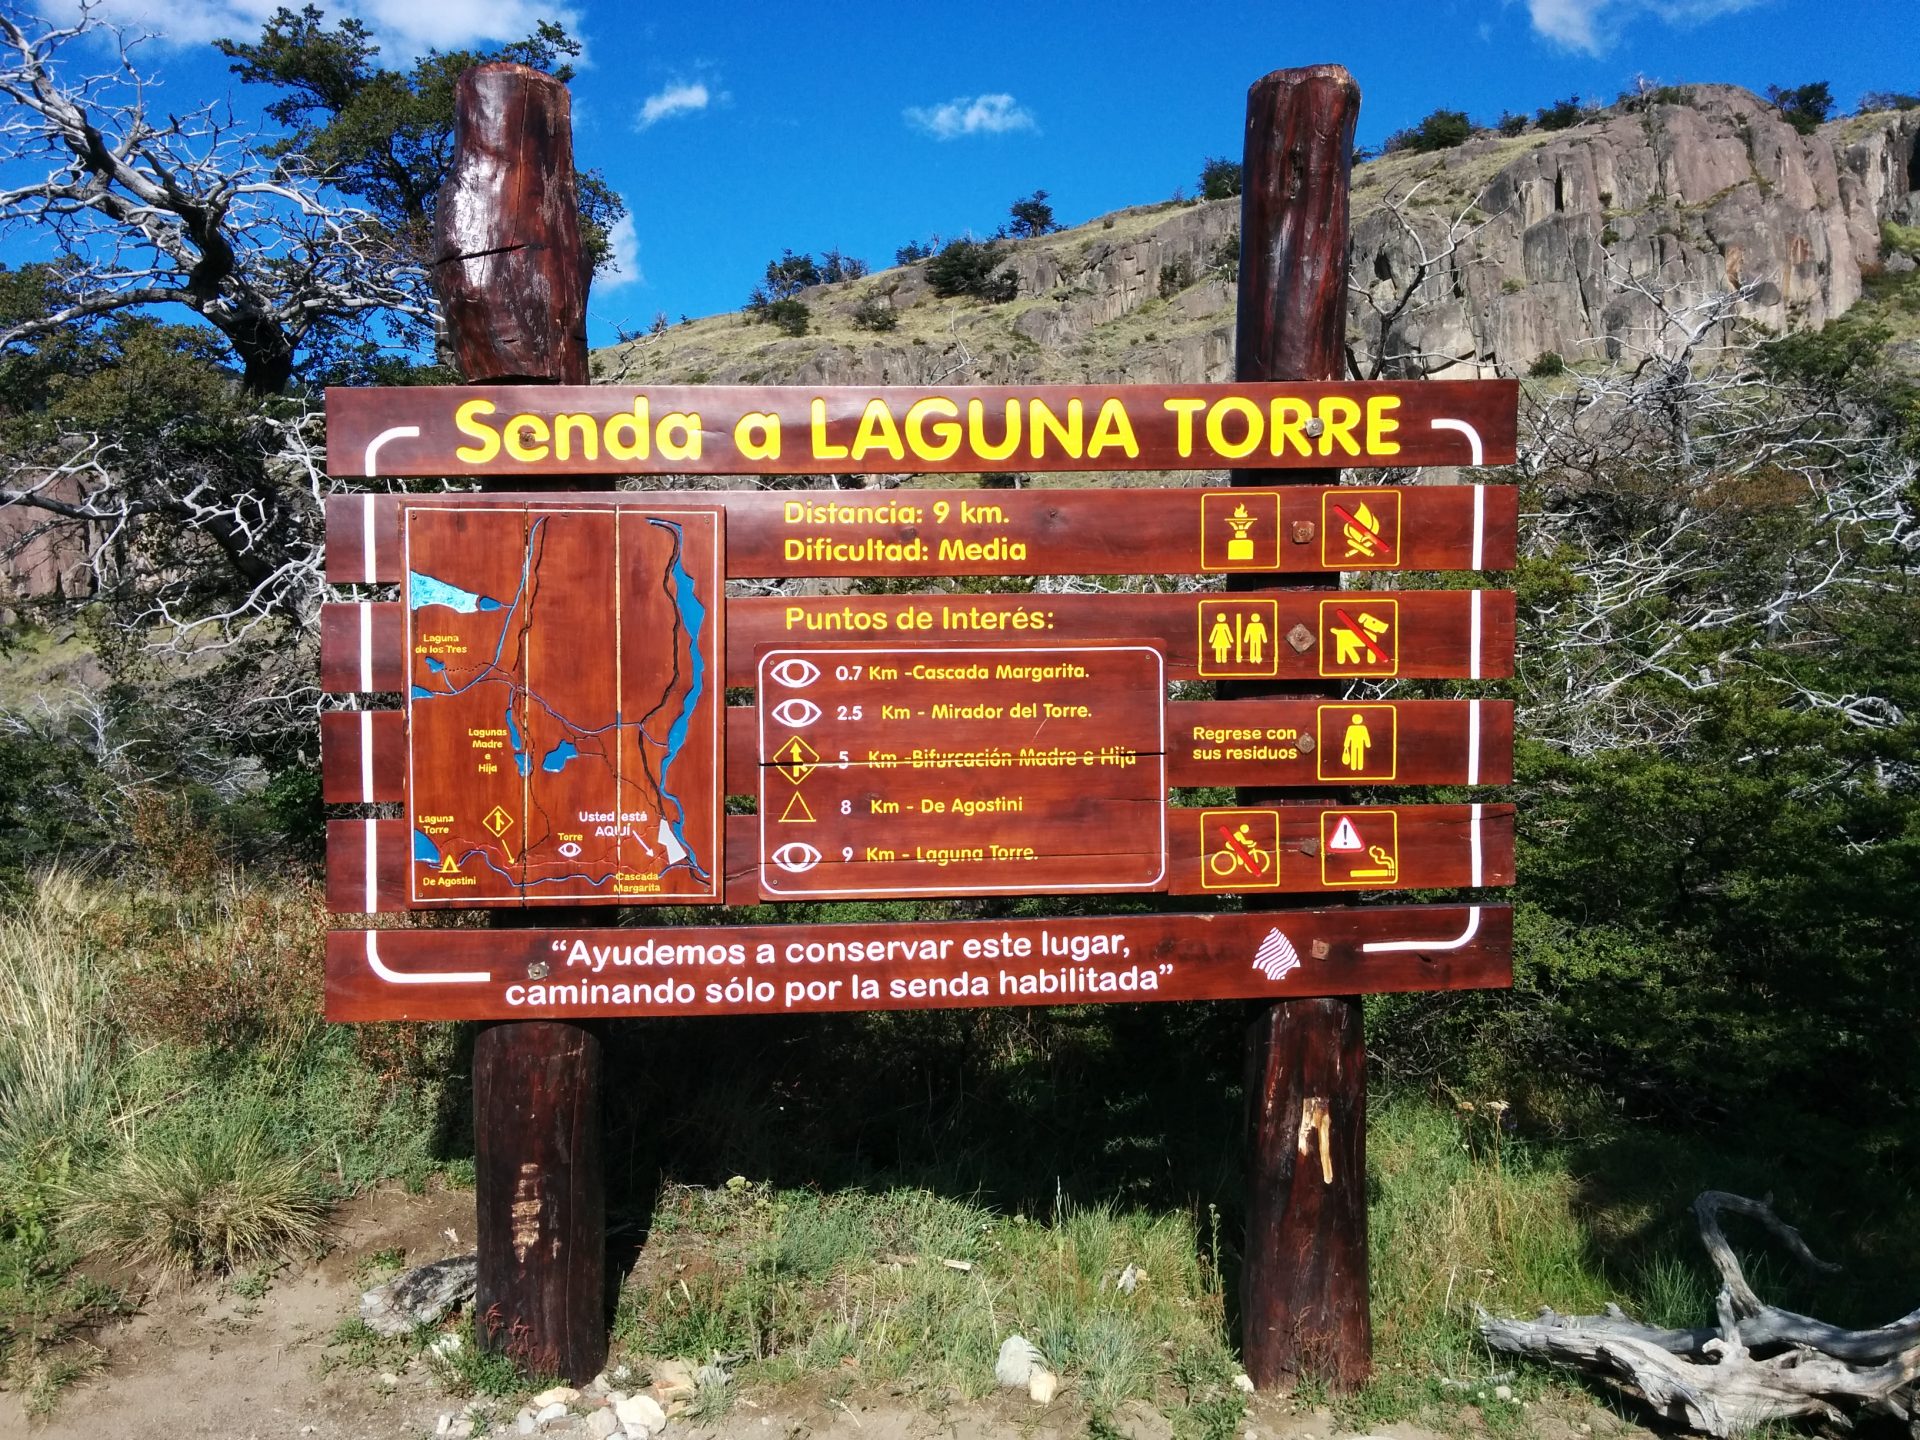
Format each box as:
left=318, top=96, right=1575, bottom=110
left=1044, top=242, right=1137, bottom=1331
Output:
left=1332, top=607, right=1389, bottom=663
left=1330, top=502, right=1387, bottom=555
left=1217, top=823, right=1269, bottom=874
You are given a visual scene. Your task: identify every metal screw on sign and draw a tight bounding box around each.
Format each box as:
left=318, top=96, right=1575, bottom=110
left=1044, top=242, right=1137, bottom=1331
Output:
left=1291, top=520, right=1317, bottom=544
left=1287, top=623, right=1316, bottom=653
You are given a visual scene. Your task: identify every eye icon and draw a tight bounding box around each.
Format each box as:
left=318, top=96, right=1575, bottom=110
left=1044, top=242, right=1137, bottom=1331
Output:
left=771, top=842, right=821, bottom=874
left=770, top=698, right=821, bottom=728
left=768, top=657, right=820, bottom=689
left=557, top=841, right=582, bottom=858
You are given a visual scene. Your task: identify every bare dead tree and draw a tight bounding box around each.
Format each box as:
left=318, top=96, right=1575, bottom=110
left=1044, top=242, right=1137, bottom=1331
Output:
left=0, top=4, right=430, bottom=393
left=1509, top=272, right=1917, bottom=758
left=1347, top=175, right=1508, bottom=380
left=1482, top=1192, right=1920, bottom=1436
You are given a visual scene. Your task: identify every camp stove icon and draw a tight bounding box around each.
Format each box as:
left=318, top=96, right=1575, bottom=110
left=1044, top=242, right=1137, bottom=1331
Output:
left=1223, top=503, right=1259, bottom=561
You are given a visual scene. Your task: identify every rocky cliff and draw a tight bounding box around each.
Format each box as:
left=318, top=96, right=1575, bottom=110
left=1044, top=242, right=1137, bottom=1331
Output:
left=597, top=86, right=1920, bottom=387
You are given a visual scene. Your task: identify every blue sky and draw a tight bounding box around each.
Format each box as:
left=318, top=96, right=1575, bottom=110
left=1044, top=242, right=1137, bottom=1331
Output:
left=17, top=0, right=1918, bottom=348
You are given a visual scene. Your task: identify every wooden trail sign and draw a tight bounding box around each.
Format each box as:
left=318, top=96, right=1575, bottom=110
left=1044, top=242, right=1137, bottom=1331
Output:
left=327, top=484, right=1519, bottom=582
left=325, top=904, right=1512, bottom=1022
left=319, top=60, right=1521, bottom=1390
left=326, top=380, right=1518, bottom=478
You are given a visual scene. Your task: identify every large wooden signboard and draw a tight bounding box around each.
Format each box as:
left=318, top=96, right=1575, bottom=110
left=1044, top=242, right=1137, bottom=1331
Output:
left=401, top=503, right=725, bottom=906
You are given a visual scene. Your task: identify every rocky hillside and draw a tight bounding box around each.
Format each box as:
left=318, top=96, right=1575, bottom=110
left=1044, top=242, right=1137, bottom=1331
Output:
left=596, top=86, right=1920, bottom=387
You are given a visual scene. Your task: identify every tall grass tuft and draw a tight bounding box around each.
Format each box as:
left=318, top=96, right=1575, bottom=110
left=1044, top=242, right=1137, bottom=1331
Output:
left=0, top=870, right=121, bottom=1166
left=63, top=1126, right=328, bottom=1275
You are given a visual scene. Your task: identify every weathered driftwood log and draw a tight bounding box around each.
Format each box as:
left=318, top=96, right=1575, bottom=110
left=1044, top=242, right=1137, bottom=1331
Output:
left=1480, top=1192, right=1920, bottom=1436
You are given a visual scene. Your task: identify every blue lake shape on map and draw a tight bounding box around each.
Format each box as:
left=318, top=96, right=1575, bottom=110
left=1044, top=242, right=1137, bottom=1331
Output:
left=505, top=708, right=530, bottom=777
left=409, top=572, right=504, bottom=613
left=541, top=741, right=579, bottom=773
left=413, top=830, right=441, bottom=864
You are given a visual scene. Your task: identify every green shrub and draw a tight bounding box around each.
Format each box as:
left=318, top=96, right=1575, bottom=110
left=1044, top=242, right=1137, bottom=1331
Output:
left=1766, top=81, right=1834, bottom=134
left=1385, top=108, right=1473, bottom=154
left=925, top=239, right=1017, bottom=302
left=850, top=296, right=898, bottom=332
left=1197, top=157, right=1241, bottom=200
left=1496, top=111, right=1527, bottom=136
left=1535, top=95, right=1588, bottom=131
left=763, top=298, right=809, bottom=336
left=1158, top=257, right=1195, bottom=298
left=1527, top=350, right=1566, bottom=376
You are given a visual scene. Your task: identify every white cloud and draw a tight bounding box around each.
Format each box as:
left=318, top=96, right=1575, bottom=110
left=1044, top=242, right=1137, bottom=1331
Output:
left=1526, top=0, right=1763, bottom=55
left=40, top=0, right=584, bottom=61
left=635, top=81, right=711, bottom=129
left=903, top=93, right=1036, bottom=140
left=595, top=214, right=642, bottom=291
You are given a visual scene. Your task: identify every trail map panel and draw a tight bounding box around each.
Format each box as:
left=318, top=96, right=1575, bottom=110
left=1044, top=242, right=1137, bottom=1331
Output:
left=404, top=503, right=725, bottom=906
left=756, top=646, right=1166, bottom=897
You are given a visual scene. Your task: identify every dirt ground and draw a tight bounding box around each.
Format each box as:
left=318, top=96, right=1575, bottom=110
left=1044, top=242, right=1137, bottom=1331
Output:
left=2, top=1185, right=1642, bottom=1440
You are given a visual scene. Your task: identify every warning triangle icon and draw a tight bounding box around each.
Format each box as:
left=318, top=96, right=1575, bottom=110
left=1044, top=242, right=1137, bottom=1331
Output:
left=779, top=791, right=815, bottom=824
left=1328, top=816, right=1364, bottom=852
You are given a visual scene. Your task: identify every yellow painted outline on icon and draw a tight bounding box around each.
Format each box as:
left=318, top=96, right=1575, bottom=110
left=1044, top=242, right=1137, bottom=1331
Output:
left=1316, top=702, right=1398, bottom=782
left=1196, top=598, right=1280, bottom=677
left=1199, top=491, right=1280, bottom=572
left=1200, top=808, right=1280, bottom=890
left=1320, top=489, right=1402, bottom=569
left=1317, top=598, right=1399, bottom=677
left=1320, top=808, right=1399, bottom=888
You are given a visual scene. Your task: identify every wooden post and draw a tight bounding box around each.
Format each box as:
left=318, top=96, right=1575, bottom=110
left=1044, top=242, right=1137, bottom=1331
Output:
left=1231, top=65, right=1371, bottom=1392
left=433, top=63, right=606, bottom=1382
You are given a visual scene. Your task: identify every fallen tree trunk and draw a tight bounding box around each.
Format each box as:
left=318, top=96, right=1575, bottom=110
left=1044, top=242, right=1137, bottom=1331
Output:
left=1480, top=1192, right=1920, bottom=1436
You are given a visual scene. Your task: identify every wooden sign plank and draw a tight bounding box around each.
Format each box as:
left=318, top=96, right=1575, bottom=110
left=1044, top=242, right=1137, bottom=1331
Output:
left=1163, top=697, right=1513, bottom=787
left=402, top=504, right=726, bottom=907
left=323, top=590, right=1514, bottom=694
left=326, top=381, right=1519, bottom=478
left=320, top=710, right=405, bottom=804
left=329, top=696, right=1514, bottom=803
left=727, top=589, right=1514, bottom=685
left=325, top=485, right=1519, bottom=583
left=326, top=903, right=1512, bottom=1020
left=331, top=804, right=1513, bottom=912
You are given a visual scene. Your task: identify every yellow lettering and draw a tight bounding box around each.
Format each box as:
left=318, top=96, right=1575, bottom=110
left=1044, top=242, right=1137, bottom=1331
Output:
left=553, top=412, right=597, bottom=463
left=810, top=398, right=849, bottom=460
left=504, top=413, right=550, bottom=463
left=851, top=398, right=905, bottom=461
left=606, top=397, right=651, bottom=462
left=1163, top=397, right=1207, bottom=457
left=1029, top=398, right=1082, bottom=460
left=1269, top=396, right=1312, bottom=457
left=658, top=411, right=702, bottom=461
left=454, top=398, right=500, bottom=464
left=1205, top=395, right=1262, bottom=460
left=1085, top=398, right=1139, bottom=459
left=1365, top=395, right=1402, bottom=455
left=735, top=411, right=781, bottom=461
left=905, top=396, right=961, bottom=462
left=1318, top=396, right=1362, bottom=457
left=968, top=399, right=1021, bottom=461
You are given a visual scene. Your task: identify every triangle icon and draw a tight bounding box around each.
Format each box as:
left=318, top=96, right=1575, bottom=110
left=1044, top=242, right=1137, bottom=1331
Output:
left=1328, top=816, right=1364, bottom=852
left=779, top=791, right=815, bottom=824
left=438, top=853, right=460, bottom=874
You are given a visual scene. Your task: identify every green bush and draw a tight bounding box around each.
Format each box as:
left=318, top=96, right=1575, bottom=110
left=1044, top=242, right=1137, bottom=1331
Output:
left=1527, top=350, right=1566, bottom=376
left=1385, top=108, right=1473, bottom=153
left=763, top=298, right=810, bottom=336
left=1496, top=111, right=1527, bottom=136
left=1535, top=95, right=1588, bottom=131
left=850, top=296, right=898, bottom=332
left=1197, top=157, right=1241, bottom=200
left=925, top=239, right=1017, bottom=302
left=1766, top=81, right=1834, bottom=134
